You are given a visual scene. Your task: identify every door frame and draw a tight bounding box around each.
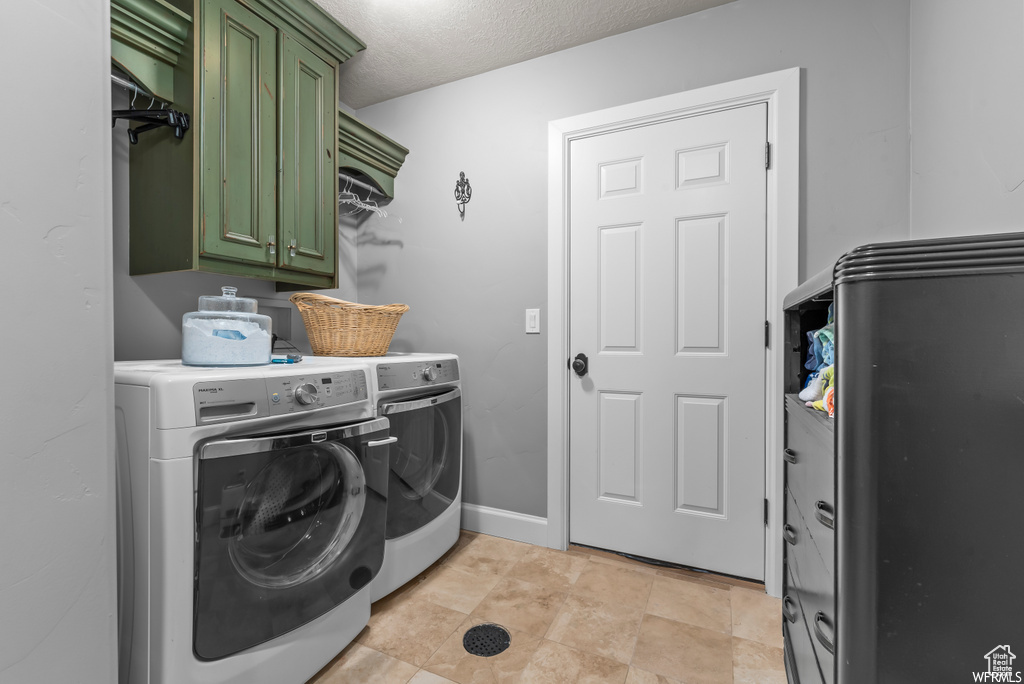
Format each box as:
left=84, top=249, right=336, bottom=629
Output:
left=545, top=68, right=800, bottom=598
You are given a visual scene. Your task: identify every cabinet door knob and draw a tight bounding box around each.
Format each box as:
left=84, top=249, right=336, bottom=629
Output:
left=289, top=238, right=297, bottom=257
left=267, top=237, right=276, bottom=255
left=783, top=448, right=797, bottom=464
left=814, top=500, right=835, bottom=530
left=783, top=524, right=798, bottom=545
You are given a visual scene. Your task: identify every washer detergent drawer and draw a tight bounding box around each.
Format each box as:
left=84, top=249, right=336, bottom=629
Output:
left=380, top=387, right=462, bottom=539
left=193, top=418, right=390, bottom=661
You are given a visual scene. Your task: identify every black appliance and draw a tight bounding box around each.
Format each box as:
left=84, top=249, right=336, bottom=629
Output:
left=783, top=232, right=1024, bottom=683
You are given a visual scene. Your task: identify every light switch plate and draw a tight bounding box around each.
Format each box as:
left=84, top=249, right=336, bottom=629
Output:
left=525, top=308, right=541, bottom=334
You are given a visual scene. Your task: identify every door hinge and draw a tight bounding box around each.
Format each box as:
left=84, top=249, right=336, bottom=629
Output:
left=764, top=320, right=770, bottom=349
left=764, top=498, right=769, bottom=526
left=765, top=142, right=771, bottom=170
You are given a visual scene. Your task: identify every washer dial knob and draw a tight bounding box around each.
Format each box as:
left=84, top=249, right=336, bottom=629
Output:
left=422, top=366, right=438, bottom=382
left=294, top=383, right=319, bottom=405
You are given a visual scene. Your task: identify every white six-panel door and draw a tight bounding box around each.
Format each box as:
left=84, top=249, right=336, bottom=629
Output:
left=568, top=103, right=768, bottom=580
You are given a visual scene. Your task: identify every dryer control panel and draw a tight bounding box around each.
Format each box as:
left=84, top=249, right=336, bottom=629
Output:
left=376, top=359, right=460, bottom=391
left=193, top=369, right=368, bottom=424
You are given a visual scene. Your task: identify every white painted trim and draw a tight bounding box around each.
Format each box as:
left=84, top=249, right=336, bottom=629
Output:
left=461, top=503, right=549, bottom=547
left=546, top=68, right=801, bottom=598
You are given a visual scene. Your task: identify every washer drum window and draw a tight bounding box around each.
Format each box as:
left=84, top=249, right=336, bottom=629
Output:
left=391, top=408, right=448, bottom=501
left=229, top=442, right=365, bottom=588
left=381, top=388, right=462, bottom=540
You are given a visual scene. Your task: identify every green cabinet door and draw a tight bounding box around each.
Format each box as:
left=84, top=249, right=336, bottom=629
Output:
left=279, top=33, right=336, bottom=277
left=200, top=0, right=278, bottom=265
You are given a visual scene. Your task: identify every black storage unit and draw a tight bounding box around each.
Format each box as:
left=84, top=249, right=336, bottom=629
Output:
left=782, top=232, right=1024, bottom=683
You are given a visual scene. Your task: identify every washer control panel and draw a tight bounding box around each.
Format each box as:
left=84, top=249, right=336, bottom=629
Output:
left=265, top=369, right=368, bottom=415
left=376, top=359, right=460, bottom=391
left=193, top=369, right=368, bottom=424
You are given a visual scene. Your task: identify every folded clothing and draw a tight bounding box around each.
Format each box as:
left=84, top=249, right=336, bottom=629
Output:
left=805, top=365, right=835, bottom=417
left=799, top=370, right=825, bottom=402
left=803, top=304, right=835, bottom=371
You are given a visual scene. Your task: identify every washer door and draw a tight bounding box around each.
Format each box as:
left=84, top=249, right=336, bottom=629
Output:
left=381, top=388, right=462, bottom=539
left=193, top=420, right=389, bottom=661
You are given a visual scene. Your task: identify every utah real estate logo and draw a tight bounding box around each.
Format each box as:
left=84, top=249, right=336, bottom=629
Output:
left=973, top=645, right=1020, bottom=682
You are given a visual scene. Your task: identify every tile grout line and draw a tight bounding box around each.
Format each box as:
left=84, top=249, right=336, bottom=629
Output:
left=539, top=573, right=572, bottom=642
left=628, top=562, right=659, bottom=670
left=419, top=616, right=459, bottom=673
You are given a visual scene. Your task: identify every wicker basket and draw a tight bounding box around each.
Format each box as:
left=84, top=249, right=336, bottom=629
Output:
left=289, top=293, right=409, bottom=357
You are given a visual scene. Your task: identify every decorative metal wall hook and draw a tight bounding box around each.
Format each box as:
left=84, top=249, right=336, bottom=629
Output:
left=454, top=171, right=472, bottom=221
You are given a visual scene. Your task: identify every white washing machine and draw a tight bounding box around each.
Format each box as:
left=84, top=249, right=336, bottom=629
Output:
left=114, top=358, right=395, bottom=684
left=362, top=353, right=463, bottom=602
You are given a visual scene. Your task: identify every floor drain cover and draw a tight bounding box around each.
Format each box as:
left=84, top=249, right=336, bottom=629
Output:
left=463, top=623, right=511, bottom=657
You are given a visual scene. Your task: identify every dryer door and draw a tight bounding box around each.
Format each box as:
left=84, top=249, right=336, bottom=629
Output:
left=380, top=387, right=462, bottom=539
left=193, top=418, right=390, bottom=660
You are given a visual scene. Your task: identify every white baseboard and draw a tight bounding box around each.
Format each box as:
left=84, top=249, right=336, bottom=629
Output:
left=461, top=502, right=548, bottom=547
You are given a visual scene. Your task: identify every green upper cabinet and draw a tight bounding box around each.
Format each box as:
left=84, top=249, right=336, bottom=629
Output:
left=280, top=34, right=336, bottom=277
left=124, top=0, right=364, bottom=289
left=200, top=0, right=278, bottom=267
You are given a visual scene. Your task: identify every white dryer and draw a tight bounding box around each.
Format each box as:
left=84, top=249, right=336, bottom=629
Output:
left=115, top=358, right=395, bottom=684
left=362, top=353, right=463, bottom=602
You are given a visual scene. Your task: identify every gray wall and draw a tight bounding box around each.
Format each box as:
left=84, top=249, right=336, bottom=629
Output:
left=0, top=2, right=117, bottom=682
left=910, top=0, right=1024, bottom=238
left=353, top=0, right=912, bottom=518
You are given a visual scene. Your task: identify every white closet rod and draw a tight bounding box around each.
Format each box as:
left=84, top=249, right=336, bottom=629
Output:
left=111, top=73, right=171, bottom=107
left=339, top=171, right=386, bottom=199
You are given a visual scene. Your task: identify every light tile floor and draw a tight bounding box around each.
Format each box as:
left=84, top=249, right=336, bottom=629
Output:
left=308, top=531, right=786, bottom=683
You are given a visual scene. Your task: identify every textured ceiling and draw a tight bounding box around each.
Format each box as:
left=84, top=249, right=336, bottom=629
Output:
left=313, top=0, right=738, bottom=109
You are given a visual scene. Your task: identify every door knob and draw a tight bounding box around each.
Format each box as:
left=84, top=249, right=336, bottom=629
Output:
left=570, top=353, right=588, bottom=377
